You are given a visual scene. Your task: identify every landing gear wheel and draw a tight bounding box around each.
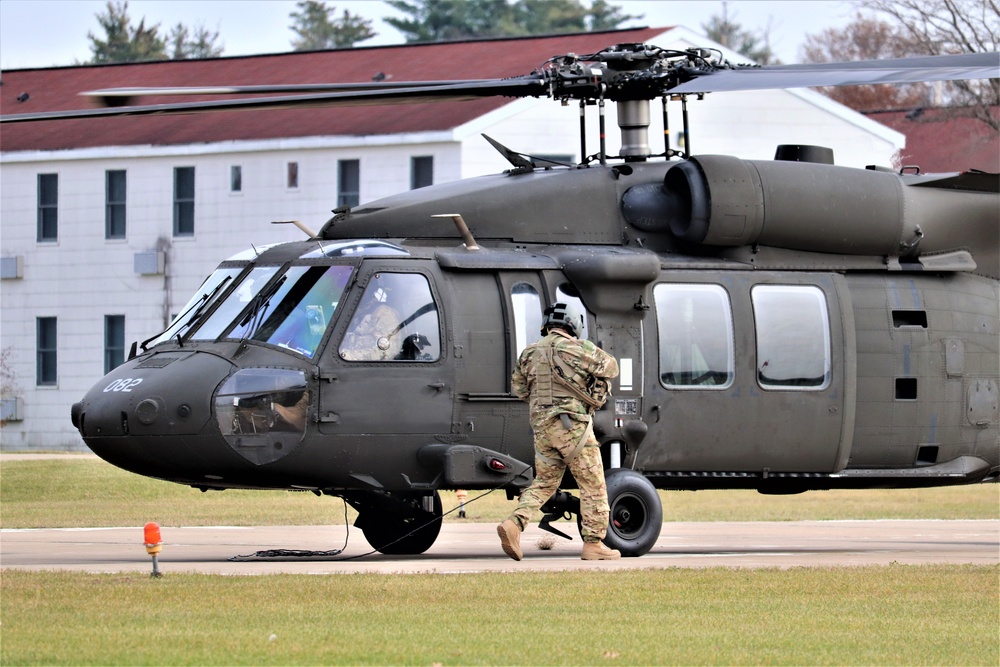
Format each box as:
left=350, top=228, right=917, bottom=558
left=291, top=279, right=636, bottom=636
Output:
left=602, top=469, right=662, bottom=557
left=360, top=491, right=443, bottom=555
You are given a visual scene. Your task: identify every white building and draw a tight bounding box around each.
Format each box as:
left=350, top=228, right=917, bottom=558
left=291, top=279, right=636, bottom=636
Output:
left=0, top=27, right=903, bottom=450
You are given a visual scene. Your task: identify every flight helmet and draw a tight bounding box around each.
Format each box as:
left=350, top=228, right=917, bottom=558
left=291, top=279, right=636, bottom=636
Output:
left=541, top=302, right=583, bottom=338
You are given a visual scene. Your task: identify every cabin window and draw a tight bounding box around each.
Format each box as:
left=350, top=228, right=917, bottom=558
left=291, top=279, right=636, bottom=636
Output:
left=338, top=159, right=360, bottom=207
left=104, top=315, right=126, bottom=373
left=655, top=284, right=734, bottom=389
left=340, top=273, right=440, bottom=362
left=105, top=170, right=126, bottom=239
left=173, top=166, right=195, bottom=236
left=411, top=156, right=433, bottom=189
left=511, top=282, right=543, bottom=356
left=37, top=173, right=58, bottom=242
left=36, top=317, right=57, bottom=386
left=556, top=285, right=590, bottom=340
left=752, top=285, right=831, bottom=390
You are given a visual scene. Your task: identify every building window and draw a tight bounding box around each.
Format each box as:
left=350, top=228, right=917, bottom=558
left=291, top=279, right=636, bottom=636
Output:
left=105, top=170, right=126, bottom=239
left=751, top=285, right=831, bottom=390
left=231, top=165, right=242, bottom=192
left=37, top=173, right=58, bottom=242
left=337, top=159, right=359, bottom=207
left=104, top=315, right=126, bottom=374
left=411, top=156, right=433, bottom=189
left=287, top=162, right=298, bottom=189
left=654, top=283, right=734, bottom=389
left=36, top=317, right=57, bottom=386
left=173, top=167, right=195, bottom=236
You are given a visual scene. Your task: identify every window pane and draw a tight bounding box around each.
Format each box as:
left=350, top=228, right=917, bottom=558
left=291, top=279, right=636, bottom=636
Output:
left=104, top=315, right=125, bottom=373
left=752, top=285, right=831, bottom=389
left=287, top=162, right=298, bottom=189
left=173, top=167, right=195, bottom=236
left=655, top=284, right=734, bottom=388
left=193, top=266, right=281, bottom=340
left=253, top=266, right=353, bottom=358
left=36, top=317, right=57, bottom=385
left=511, top=282, right=542, bottom=356
left=411, top=156, right=433, bottom=189
left=338, top=159, right=359, bottom=207
left=340, top=273, right=440, bottom=362
left=37, top=174, right=58, bottom=242
left=106, top=170, right=126, bottom=239
left=231, top=165, right=242, bottom=192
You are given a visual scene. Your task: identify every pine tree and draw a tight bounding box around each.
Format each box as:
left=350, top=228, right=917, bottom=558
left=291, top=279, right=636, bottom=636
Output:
left=290, top=0, right=376, bottom=50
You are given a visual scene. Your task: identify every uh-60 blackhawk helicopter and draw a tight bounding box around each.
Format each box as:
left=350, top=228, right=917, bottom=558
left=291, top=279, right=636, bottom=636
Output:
left=4, top=43, right=998, bottom=557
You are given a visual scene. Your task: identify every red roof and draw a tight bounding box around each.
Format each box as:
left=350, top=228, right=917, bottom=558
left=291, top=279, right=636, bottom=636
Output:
left=864, top=107, right=1000, bottom=173
left=1, top=28, right=668, bottom=152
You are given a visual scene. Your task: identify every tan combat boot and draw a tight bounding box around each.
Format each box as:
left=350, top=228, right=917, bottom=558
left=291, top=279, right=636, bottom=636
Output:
left=581, top=541, right=621, bottom=560
left=497, top=519, right=522, bottom=561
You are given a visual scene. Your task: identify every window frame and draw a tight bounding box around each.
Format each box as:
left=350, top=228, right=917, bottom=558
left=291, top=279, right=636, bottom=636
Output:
left=36, top=317, right=57, bottom=386
left=104, top=315, right=126, bottom=374
left=654, top=283, right=735, bottom=390
left=410, top=155, right=434, bottom=190
left=105, top=169, right=127, bottom=239
left=37, top=173, right=58, bottom=242
left=173, top=166, right=195, bottom=237
left=337, top=159, right=360, bottom=208
left=751, top=284, right=832, bottom=391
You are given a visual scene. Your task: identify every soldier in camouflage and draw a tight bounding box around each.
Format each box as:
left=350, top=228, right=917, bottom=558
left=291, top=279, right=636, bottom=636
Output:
left=498, top=302, right=622, bottom=561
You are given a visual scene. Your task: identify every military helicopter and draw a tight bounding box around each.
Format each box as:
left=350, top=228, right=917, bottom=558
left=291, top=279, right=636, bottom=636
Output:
left=4, top=43, right=997, bottom=557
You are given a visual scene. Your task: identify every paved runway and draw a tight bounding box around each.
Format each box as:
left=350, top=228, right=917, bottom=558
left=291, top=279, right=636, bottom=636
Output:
left=2, top=520, right=997, bottom=575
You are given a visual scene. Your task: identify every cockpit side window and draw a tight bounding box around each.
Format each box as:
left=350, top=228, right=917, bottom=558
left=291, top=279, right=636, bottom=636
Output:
left=511, top=282, right=542, bottom=356
left=339, top=273, right=441, bottom=362
left=751, top=285, right=831, bottom=390
left=655, top=283, right=735, bottom=389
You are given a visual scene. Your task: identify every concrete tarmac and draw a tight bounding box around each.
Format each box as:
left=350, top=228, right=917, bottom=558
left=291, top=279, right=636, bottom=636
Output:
left=2, top=520, right=997, bottom=575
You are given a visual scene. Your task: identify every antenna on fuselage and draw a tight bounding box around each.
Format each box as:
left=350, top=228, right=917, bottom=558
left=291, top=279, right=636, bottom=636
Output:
left=272, top=219, right=317, bottom=238
left=432, top=213, right=480, bottom=250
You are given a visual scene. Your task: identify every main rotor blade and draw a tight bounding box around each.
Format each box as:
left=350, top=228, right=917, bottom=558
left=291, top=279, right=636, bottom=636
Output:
left=672, top=52, right=1000, bottom=94
left=83, top=80, right=497, bottom=106
left=0, top=77, right=546, bottom=123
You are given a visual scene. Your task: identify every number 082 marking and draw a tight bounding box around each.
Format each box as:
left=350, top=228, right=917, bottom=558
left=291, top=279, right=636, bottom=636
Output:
left=104, top=378, right=143, bottom=393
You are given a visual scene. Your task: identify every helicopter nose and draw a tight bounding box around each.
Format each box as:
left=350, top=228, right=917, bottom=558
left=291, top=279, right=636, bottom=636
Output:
left=77, top=351, right=234, bottom=439
left=74, top=351, right=236, bottom=476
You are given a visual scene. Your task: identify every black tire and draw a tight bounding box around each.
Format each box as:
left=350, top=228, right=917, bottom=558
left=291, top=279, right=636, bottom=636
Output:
left=602, top=468, right=662, bottom=557
left=361, top=491, right=443, bottom=555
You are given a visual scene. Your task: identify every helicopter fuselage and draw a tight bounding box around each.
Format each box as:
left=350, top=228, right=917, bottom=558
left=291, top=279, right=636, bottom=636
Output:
left=71, top=157, right=1000, bottom=554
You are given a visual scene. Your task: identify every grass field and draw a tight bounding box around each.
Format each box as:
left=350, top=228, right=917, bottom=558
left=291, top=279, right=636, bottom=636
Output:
left=2, top=566, right=997, bottom=665
left=2, top=455, right=998, bottom=665
left=1, top=456, right=998, bottom=528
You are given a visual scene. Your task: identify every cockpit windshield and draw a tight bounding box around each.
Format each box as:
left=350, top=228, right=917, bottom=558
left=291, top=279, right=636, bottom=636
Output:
left=192, top=264, right=353, bottom=358
left=146, top=267, right=243, bottom=349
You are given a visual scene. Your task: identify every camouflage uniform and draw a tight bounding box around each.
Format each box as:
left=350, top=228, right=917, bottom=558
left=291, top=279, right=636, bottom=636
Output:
left=340, top=305, right=402, bottom=361
left=508, top=329, right=619, bottom=542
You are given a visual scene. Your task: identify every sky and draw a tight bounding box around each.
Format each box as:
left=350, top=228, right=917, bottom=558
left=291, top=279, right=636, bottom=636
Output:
left=0, top=0, right=863, bottom=70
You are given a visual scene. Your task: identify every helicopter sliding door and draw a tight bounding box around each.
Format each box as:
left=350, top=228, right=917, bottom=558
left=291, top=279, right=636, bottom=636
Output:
left=640, top=272, right=854, bottom=476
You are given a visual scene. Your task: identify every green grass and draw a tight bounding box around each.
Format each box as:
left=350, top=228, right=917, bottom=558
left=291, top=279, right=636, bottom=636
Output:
left=2, top=565, right=997, bottom=665
left=1, top=457, right=998, bottom=528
